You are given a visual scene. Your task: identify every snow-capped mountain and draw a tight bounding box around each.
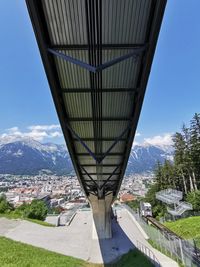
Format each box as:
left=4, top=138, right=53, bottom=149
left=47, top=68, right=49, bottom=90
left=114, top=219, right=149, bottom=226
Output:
left=0, top=138, right=174, bottom=175
left=0, top=138, right=72, bottom=175
left=126, top=144, right=174, bottom=174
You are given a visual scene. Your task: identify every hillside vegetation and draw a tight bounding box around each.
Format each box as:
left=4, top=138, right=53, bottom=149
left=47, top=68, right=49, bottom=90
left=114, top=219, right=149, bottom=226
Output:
left=164, top=216, right=200, bottom=248
left=145, top=113, right=200, bottom=218
left=0, top=194, right=54, bottom=226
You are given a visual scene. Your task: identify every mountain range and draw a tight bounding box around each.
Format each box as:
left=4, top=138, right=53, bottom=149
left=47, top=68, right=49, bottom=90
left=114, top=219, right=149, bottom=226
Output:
left=0, top=138, right=173, bottom=176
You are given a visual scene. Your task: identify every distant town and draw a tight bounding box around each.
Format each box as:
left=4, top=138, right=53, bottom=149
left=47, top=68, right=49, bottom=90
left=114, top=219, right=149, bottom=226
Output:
left=0, top=173, right=154, bottom=209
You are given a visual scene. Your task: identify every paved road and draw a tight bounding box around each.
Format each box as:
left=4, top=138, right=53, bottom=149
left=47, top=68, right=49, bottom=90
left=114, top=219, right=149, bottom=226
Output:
left=0, top=218, right=21, bottom=235
left=0, top=208, right=179, bottom=266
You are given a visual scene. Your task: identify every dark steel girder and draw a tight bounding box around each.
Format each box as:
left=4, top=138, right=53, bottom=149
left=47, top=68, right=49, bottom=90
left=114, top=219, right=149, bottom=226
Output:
left=84, top=179, right=119, bottom=182
left=76, top=152, right=124, bottom=156
left=68, top=117, right=130, bottom=122
left=62, top=88, right=138, bottom=93
left=48, top=45, right=146, bottom=73
left=74, top=137, right=126, bottom=141
left=80, top=164, right=122, bottom=167
left=82, top=172, right=121, bottom=176
left=50, top=43, right=146, bottom=50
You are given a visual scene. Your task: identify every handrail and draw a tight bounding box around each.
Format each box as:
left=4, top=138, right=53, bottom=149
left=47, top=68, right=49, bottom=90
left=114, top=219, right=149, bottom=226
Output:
left=136, top=240, right=161, bottom=267
left=180, top=201, right=192, bottom=209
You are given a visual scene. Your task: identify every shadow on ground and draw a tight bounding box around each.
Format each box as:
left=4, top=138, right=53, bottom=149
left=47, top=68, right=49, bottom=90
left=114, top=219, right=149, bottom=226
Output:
left=93, top=217, right=154, bottom=266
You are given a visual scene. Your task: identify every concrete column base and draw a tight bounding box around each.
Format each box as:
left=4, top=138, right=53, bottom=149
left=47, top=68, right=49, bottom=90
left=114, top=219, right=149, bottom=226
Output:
left=89, top=194, right=113, bottom=239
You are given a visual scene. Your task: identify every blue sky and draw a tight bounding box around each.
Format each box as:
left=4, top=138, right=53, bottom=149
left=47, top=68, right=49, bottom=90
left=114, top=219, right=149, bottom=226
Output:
left=0, top=1, right=200, bottom=146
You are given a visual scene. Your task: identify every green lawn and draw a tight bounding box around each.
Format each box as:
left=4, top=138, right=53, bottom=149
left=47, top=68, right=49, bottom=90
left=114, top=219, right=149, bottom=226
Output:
left=107, top=250, right=154, bottom=267
left=0, top=237, right=153, bottom=267
left=164, top=216, right=200, bottom=248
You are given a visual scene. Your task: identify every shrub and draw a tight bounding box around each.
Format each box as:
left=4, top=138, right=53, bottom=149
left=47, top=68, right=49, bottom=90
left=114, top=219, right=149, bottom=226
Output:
left=25, top=200, right=48, bottom=221
left=187, top=190, right=200, bottom=211
left=0, top=194, right=13, bottom=213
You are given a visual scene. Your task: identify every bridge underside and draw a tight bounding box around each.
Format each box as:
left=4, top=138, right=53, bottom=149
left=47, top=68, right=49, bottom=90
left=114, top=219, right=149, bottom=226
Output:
left=26, top=0, right=166, bottom=238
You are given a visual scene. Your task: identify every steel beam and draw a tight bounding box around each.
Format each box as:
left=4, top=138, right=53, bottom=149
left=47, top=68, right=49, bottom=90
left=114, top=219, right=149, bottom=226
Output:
left=82, top=172, right=120, bottom=176
left=100, top=166, right=121, bottom=190
left=76, top=152, right=124, bottom=156
left=64, top=121, right=97, bottom=161
left=84, top=179, right=118, bottom=182
left=80, top=164, right=122, bottom=167
left=80, top=166, right=99, bottom=188
left=62, top=88, right=138, bottom=93
left=99, top=125, right=130, bottom=163
left=50, top=43, right=145, bottom=50
left=74, top=137, right=126, bottom=141
left=68, top=117, right=130, bottom=122
left=48, top=45, right=146, bottom=73
left=48, top=48, right=96, bottom=72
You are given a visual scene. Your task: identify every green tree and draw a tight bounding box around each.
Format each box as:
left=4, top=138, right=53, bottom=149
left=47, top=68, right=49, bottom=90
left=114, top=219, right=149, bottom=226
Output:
left=190, top=113, right=200, bottom=190
left=0, top=194, right=13, bottom=213
left=147, top=113, right=200, bottom=217
left=154, top=162, right=163, bottom=189
left=172, top=132, right=188, bottom=194
left=144, top=183, right=166, bottom=218
left=15, top=202, right=30, bottom=217
left=186, top=190, right=200, bottom=211
left=22, top=200, right=48, bottom=221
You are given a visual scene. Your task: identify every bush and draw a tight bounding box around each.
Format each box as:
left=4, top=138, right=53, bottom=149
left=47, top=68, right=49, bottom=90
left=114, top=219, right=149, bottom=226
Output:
left=25, top=200, right=48, bottom=221
left=0, top=194, right=13, bottom=213
left=187, top=190, right=200, bottom=211
left=14, top=203, right=30, bottom=217
left=126, top=199, right=140, bottom=211
left=15, top=200, right=48, bottom=221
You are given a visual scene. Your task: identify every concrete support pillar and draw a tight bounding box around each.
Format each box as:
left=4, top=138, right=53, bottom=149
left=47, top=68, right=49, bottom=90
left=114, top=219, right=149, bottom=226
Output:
left=89, top=194, right=113, bottom=239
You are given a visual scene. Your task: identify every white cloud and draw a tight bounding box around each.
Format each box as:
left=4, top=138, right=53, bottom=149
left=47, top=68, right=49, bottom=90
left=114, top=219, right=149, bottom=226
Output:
left=28, top=124, right=60, bottom=131
left=0, top=124, right=63, bottom=143
left=143, top=133, right=173, bottom=147
left=0, top=126, right=173, bottom=148
left=135, top=132, right=141, bottom=137
left=132, top=141, right=139, bottom=146
left=49, top=131, right=62, bottom=138
left=7, top=127, right=19, bottom=133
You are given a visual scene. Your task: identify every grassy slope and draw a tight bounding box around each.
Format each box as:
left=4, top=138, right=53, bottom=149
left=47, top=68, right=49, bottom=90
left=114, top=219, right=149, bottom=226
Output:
left=0, top=237, right=153, bottom=267
left=164, top=216, right=200, bottom=247
left=107, top=250, right=154, bottom=267
left=0, top=237, right=86, bottom=267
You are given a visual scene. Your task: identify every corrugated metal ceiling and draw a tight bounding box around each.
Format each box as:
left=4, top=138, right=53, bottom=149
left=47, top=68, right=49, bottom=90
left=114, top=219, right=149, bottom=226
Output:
left=26, top=0, right=167, bottom=198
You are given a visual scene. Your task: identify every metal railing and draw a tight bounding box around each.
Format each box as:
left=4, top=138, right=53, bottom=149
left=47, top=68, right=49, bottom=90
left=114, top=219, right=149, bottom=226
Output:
left=167, top=201, right=193, bottom=216
left=123, top=203, right=200, bottom=267
left=136, top=240, right=161, bottom=267
left=156, top=189, right=183, bottom=205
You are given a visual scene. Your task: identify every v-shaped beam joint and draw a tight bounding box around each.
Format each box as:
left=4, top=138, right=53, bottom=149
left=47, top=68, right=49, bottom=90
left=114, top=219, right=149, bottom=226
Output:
left=48, top=45, right=147, bottom=73
left=65, top=121, right=130, bottom=164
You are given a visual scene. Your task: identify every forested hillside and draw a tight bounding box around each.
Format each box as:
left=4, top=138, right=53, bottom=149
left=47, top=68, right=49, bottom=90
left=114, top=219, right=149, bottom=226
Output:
left=145, top=113, right=200, bottom=217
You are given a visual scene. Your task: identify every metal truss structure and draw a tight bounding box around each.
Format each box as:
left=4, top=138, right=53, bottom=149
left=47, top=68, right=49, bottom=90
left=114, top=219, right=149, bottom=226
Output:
left=26, top=0, right=166, bottom=199
left=156, top=189, right=193, bottom=216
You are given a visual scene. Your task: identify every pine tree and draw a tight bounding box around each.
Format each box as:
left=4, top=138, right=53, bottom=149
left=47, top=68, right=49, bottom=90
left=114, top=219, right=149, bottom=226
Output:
left=173, top=132, right=188, bottom=194
left=182, top=124, right=194, bottom=192
left=190, top=113, right=200, bottom=190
